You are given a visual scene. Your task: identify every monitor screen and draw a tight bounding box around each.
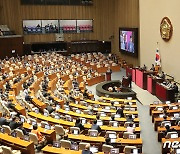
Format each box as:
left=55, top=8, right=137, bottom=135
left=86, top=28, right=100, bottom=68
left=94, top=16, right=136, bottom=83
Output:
left=159, top=114, right=164, bottom=118
left=11, top=131, right=17, bottom=137
left=71, top=143, right=79, bottom=151
left=171, top=134, right=178, bottom=139
left=164, top=122, right=171, bottom=127
left=45, top=124, right=51, bottom=130
left=109, top=134, right=117, bottom=139
left=21, top=118, right=25, bottom=123
left=81, top=119, right=86, bottom=124
left=172, top=106, right=178, bottom=110
left=44, top=112, right=48, bottom=117
left=114, top=114, right=120, bottom=118
left=55, top=115, right=60, bottom=119
left=53, top=141, right=61, bottom=148
left=157, top=107, right=163, bottom=111
left=176, top=149, right=180, bottom=153
left=24, top=135, right=30, bottom=141
left=129, top=134, right=137, bottom=139
left=174, top=113, right=180, bottom=118
left=0, top=128, right=5, bottom=133
left=90, top=131, right=97, bottom=137
left=110, top=138, right=116, bottom=143
left=131, top=148, right=140, bottom=154
left=90, top=147, right=98, bottom=153
left=32, top=121, right=37, bottom=126
left=110, top=148, right=119, bottom=154
left=97, top=120, right=103, bottom=126
left=119, top=28, right=138, bottom=57
left=73, top=129, right=79, bottom=135
left=113, top=122, right=118, bottom=127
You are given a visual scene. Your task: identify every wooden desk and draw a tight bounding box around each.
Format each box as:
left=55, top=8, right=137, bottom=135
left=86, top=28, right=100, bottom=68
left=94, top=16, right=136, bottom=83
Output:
left=9, top=94, right=26, bottom=116
left=87, top=75, right=105, bottom=86
left=23, top=123, right=56, bottom=142
left=152, top=109, right=180, bottom=122
left=154, top=117, right=177, bottom=131
left=85, top=99, right=137, bottom=108
left=28, top=112, right=140, bottom=132
left=57, top=109, right=139, bottom=122
left=0, top=133, right=35, bottom=154
left=158, top=126, right=180, bottom=142
left=31, top=97, right=46, bottom=111
left=99, top=97, right=136, bottom=104
left=149, top=103, right=180, bottom=115
left=42, top=146, right=104, bottom=154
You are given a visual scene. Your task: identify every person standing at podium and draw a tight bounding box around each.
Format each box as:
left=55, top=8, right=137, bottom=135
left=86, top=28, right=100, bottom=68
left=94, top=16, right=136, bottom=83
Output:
left=127, top=73, right=132, bottom=88
left=106, top=67, right=112, bottom=81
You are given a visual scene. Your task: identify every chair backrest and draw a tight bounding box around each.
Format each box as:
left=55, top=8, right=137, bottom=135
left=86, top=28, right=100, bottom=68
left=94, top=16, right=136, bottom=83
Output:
left=70, top=127, right=80, bottom=135
left=15, top=129, right=24, bottom=139
left=41, top=121, right=49, bottom=128
left=29, top=132, right=39, bottom=145
left=44, top=109, right=49, bottom=117
left=88, top=130, right=98, bottom=137
left=79, top=142, right=90, bottom=150
left=124, top=146, right=137, bottom=154
left=2, top=146, right=13, bottom=154
left=54, top=125, right=65, bottom=136
left=20, top=115, right=27, bottom=123
left=106, top=131, right=117, bottom=138
left=2, top=125, right=11, bottom=135
left=124, top=122, right=134, bottom=128
left=61, top=140, right=71, bottom=149
left=109, top=121, right=119, bottom=127
left=161, top=121, right=171, bottom=127
left=29, top=118, right=37, bottom=125
left=102, top=144, right=113, bottom=153
left=123, top=132, right=134, bottom=139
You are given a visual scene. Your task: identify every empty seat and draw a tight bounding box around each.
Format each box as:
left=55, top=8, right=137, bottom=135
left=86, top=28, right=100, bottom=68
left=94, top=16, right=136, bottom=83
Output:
left=2, top=125, right=11, bottom=135
left=2, top=146, right=21, bottom=154
left=29, top=133, right=39, bottom=145
left=61, top=140, right=71, bottom=149
left=102, top=144, right=113, bottom=153
left=15, top=129, right=24, bottom=139
left=88, top=130, right=98, bottom=137
left=124, top=146, right=137, bottom=154
left=79, top=142, right=90, bottom=150
left=123, top=132, right=134, bottom=139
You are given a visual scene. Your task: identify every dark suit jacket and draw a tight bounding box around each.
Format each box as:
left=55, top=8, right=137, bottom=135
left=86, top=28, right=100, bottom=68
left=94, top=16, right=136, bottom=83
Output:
left=91, top=124, right=101, bottom=133
left=9, top=121, right=21, bottom=130
left=116, top=108, right=124, bottom=117
left=0, top=117, right=9, bottom=126
left=74, top=122, right=84, bottom=131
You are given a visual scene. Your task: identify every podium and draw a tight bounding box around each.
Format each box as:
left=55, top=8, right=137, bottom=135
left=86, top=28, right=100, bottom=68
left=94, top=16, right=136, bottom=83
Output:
left=106, top=71, right=112, bottom=81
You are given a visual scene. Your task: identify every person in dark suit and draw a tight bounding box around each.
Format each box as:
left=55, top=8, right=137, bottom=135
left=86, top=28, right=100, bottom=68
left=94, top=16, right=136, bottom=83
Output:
left=127, top=73, right=132, bottom=88
left=0, top=114, right=10, bottom=126
left=82, top=144, right=93, bottom=154
left=46, top=105, right=55, bottom=114
left=126, top=114, right=134, bottom=123
left=173, top=83, right=179, bottom=93
left=91, top=120, right=101, bottom=133
left=164, top=125, right=176, bottom=137
left=74, top=118, right=84, bottom=131
left=17, top=122, right=29, bottom=135
left=105, top=137, right=112, bottom=146
left=150, top=64, right=155, bottom=71
left=9, top=117, right=22, bottom=130
left=116, top=105, right=125, bottom=117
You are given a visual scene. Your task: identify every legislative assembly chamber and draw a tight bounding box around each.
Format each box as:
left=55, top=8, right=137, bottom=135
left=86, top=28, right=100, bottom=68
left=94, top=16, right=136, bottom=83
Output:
left=0, top=0, right=179, bottom=154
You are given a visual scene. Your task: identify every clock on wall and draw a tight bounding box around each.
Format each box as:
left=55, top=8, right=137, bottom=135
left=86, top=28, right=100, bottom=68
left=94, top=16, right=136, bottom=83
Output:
left=160, top=17, right=173, bottom=41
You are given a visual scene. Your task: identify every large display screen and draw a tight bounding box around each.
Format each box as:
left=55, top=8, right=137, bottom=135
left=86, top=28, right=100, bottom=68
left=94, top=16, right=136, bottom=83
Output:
left=119, top=28, right=138, bottom=57
left=23, top=19, right=93, bottom=34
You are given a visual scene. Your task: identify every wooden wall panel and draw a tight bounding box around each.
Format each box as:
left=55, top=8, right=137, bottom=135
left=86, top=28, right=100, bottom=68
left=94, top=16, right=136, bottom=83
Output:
left=0, top=0, right=115, bottom=44
left=112, top=0, right=140, bottom=66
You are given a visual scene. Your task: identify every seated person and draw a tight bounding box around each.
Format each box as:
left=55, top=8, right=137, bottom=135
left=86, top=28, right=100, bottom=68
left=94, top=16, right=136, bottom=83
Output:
left=150, top=64, right=155, bottom=71
left=173, top=83, right=179, bottom=93
left=126, top=123, right=135, bottom=133
left=82, top=144, right=93, bottom=154
left=17, top=122, right=29, bottom=135
left=31, top=124, right=46, bottom=142
left=116, top=105, right=125, bottom=117
left=9, top=117, right=22, bottom=130
left=83, top=89, right=90, bottom=99
left=105, top=137, right=113, bottom=146
left=160, top=71, right=165, bottom=80
left=164, top=125, right=176, bottom=137
left=126, top=114, right=134, bottom=123
left=74, top=118, right=85, bottom=131
left=0, top=113, right=10, bottom=126
left=46, top=105, right=56, bottom=114
left=142, top=64, right=147, bottom=71
left=91, top=120, right=101, bottom=133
